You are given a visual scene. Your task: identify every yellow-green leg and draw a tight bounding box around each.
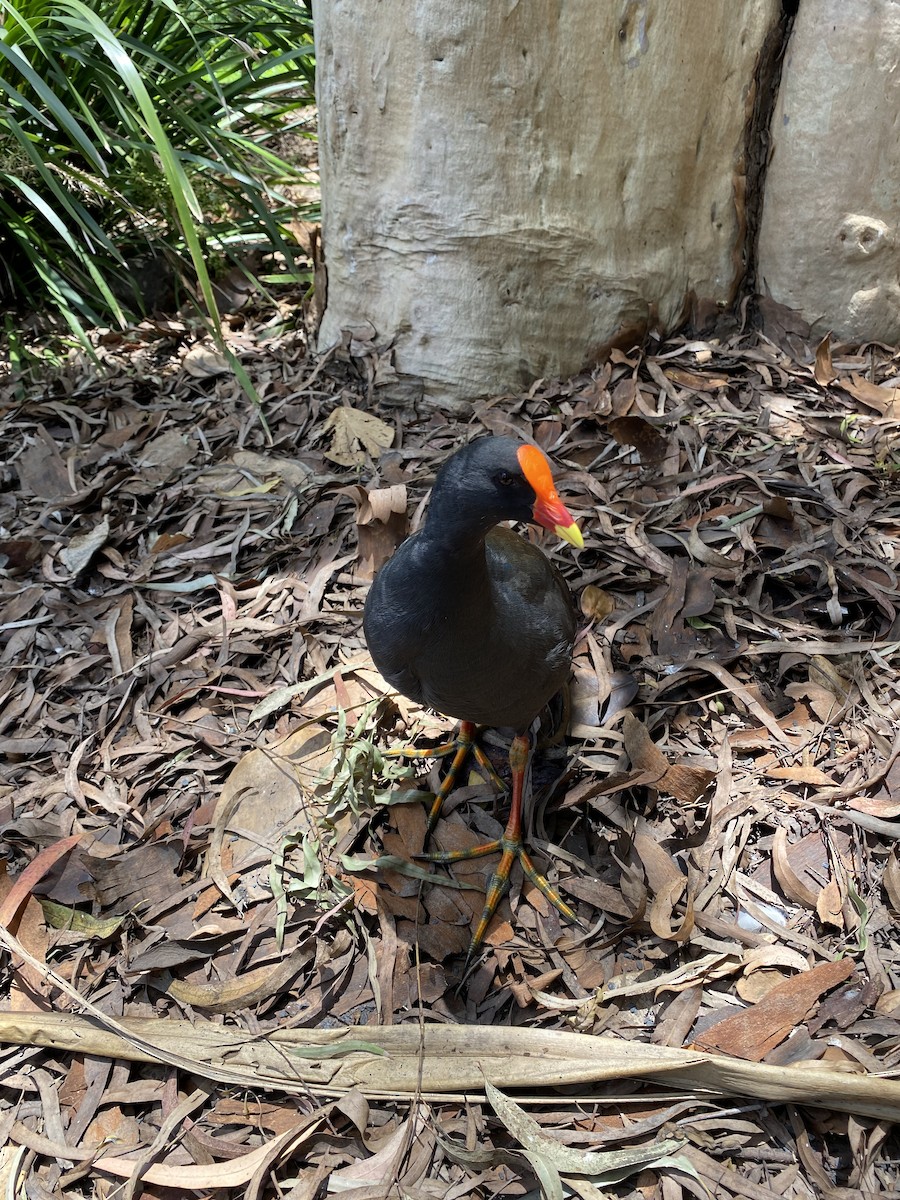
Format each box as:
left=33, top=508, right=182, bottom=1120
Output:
left=419, top=732, right=579, bottom=959
left=384, top=720, right=505, bottom=838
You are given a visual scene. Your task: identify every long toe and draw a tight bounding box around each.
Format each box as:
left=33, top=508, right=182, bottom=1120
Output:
left=466, top=834, right=578, bottom=961
left=381, top=721, right=493, bottom=842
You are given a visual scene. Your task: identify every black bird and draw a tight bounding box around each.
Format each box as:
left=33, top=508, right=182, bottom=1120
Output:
left=363, top=435, right=583, bottom=954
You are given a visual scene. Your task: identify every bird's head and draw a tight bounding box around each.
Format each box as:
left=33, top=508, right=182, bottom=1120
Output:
left=428, top=435, right=583, bottom=548
left=514, top=443, right=583, bottom=549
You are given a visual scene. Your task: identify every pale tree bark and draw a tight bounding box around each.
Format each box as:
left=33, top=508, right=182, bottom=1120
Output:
left=758, top=0, right=900, bottom=345
left=315, top=0, right=780, bottom=405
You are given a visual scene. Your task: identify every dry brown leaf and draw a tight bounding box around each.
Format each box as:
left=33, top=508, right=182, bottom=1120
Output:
left=58, top=517, right=110, bottom=576
left=847, top=793, right=900, bottom=818
left=570, top=663, right=601, bottom=732
left=771, top=828, right=819, bottom=909
left=207, top=725, right=332, bottom=902
left=0, top=870, right=50, bottom=1011
left=0, top=836, right=83, bottom=1008
left=884, top=849, right=900, bottom=912
left=623, top=714, right=715, bottom=802
left=813, top=333, right=838, bottom=386
left=816, top=878, right=845, bottom=929
left=139, top=428, right=195, bottom=472
left=580, top=583, right=616, bottom=621
left=94, top=1115, right=327, bottom=1187
left=737, top=966, right=790, bottom=1003
left=692, top=958, right=855, bottom=1060
left=166, top=949, right=312, bottom=1013
left=182, top=343, right=230, bottom=377
left=353, top=482, right=409, bottom=578
left=784, top=680, right=844, bottom=724
left=660, top=762, right=717, bottom=804
left=809, top=654, right=854, bottom=699
left=838, top=372, right=900, bottom=417
left=766, top=765, right=833, bottom=786
left=624, top=713, right=667, bottom=783
left=742, top=945, right=811, bottom=975
left=664, top=366, right=730, bottom=392
left=83, top=843, right=181, bottom=913
left=323, top=405, right=394, bottom=466
left=328, top=1110, right=431, bottom=1191
left=623, top=518, right=675, bottom=577
left=875, top=991, right=900, bottom=1017
left=685, top=521, right=737, bottom=570
left=15, top=426, right=71, bottom=499
left=649, top=879, right=695, bottom=943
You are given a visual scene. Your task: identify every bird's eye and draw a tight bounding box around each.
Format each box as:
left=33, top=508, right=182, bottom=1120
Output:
left=496, top=470, right=515, bottom=487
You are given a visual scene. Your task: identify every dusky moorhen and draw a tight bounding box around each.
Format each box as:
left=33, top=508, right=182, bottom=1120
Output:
left=363, top=435, right=583, bottom=955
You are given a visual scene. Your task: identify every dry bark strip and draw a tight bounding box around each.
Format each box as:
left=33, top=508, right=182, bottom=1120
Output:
left=3, top=1010, right=900, bottom=1124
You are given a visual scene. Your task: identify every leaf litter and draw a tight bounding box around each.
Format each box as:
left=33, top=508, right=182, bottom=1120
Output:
left=1, top=307, right=900, bottom=1196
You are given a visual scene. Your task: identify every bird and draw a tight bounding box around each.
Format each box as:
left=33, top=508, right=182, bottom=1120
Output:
left=363, top=435, right=583, bottom=956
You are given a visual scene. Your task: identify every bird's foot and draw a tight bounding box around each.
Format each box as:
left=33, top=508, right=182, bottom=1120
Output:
left=383, top=720, right=506, bottom=838
left=416, top=731, right=578, bottom=960
left=395, top=729, right=577, bottom=959
left=419, top=828, right=579, bottom=960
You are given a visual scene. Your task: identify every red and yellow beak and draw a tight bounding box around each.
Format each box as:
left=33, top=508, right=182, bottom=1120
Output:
left=517, top=444, right=584, bottom=550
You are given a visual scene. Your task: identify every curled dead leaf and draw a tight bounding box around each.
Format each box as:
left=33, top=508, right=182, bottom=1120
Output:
left=664, top=366, right=730, bottom=392
left=324, top=406, right=394, bottom=466
left=167, top=950, right=312, bottom=1014
left=813, top=333, right=838, bottom=387
left=182, top=343, right=230, bottom=377
left=772, top=828, right=819, bottom=910
left=875, top=991, right=900, bottom=1017
left=353, top=482, right=409, bottom=579
left=883, top=848, right=900, bottom=912
left=580, top=583, right=616, bottom=621
left=767, top=765, right=833, bottom=787
left=623, top=713, right=715, bottom=802
left=737, top=967, right=790, bottom=1004
left=838, top=372, right=900, bottom=418
left=816, top=878, right=845, bottom=930
left=623, top=713, right=668, bottom=783
left=847, top=794, right=900, bottom=819
left=59, top=517, right=110, bottom=576
left=649, top=879, right=695, bottom=943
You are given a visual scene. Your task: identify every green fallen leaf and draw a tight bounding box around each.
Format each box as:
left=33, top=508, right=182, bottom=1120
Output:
left=38, top=900, right=124, bottom=941
left=341, top=854, right=480, bottom=890
left=287, top=1040, right=386, bottom=1059
left=486, top=1081, right=683, bottom=1180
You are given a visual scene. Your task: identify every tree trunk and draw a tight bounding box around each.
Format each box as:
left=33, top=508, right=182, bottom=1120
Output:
left=315, top=0, right=780, bottom=405
left=758, top=0, right=900, bottom=345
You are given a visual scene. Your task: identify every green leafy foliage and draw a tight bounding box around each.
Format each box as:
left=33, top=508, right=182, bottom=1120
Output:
left=0, top=0, right=315, bottom=340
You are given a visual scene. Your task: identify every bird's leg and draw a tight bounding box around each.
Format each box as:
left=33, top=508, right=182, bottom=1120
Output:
left=423, top=719, right=477, bottom=839
left=419, top=731, right=579, bottom=958
left=383, top=720, right=506, bottom=838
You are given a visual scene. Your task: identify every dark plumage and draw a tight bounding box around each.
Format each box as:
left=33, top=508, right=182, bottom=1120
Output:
left=363, top=434, right=583, bottom=954
left=364, top=438, right=577, bottom=729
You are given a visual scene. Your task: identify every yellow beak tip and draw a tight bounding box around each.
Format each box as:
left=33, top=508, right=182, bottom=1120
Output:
left=555, top=522, right=584, bottom=551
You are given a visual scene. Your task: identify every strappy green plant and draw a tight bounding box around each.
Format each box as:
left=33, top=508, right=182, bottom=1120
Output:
left=0, top=0, right=314, bottom=347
